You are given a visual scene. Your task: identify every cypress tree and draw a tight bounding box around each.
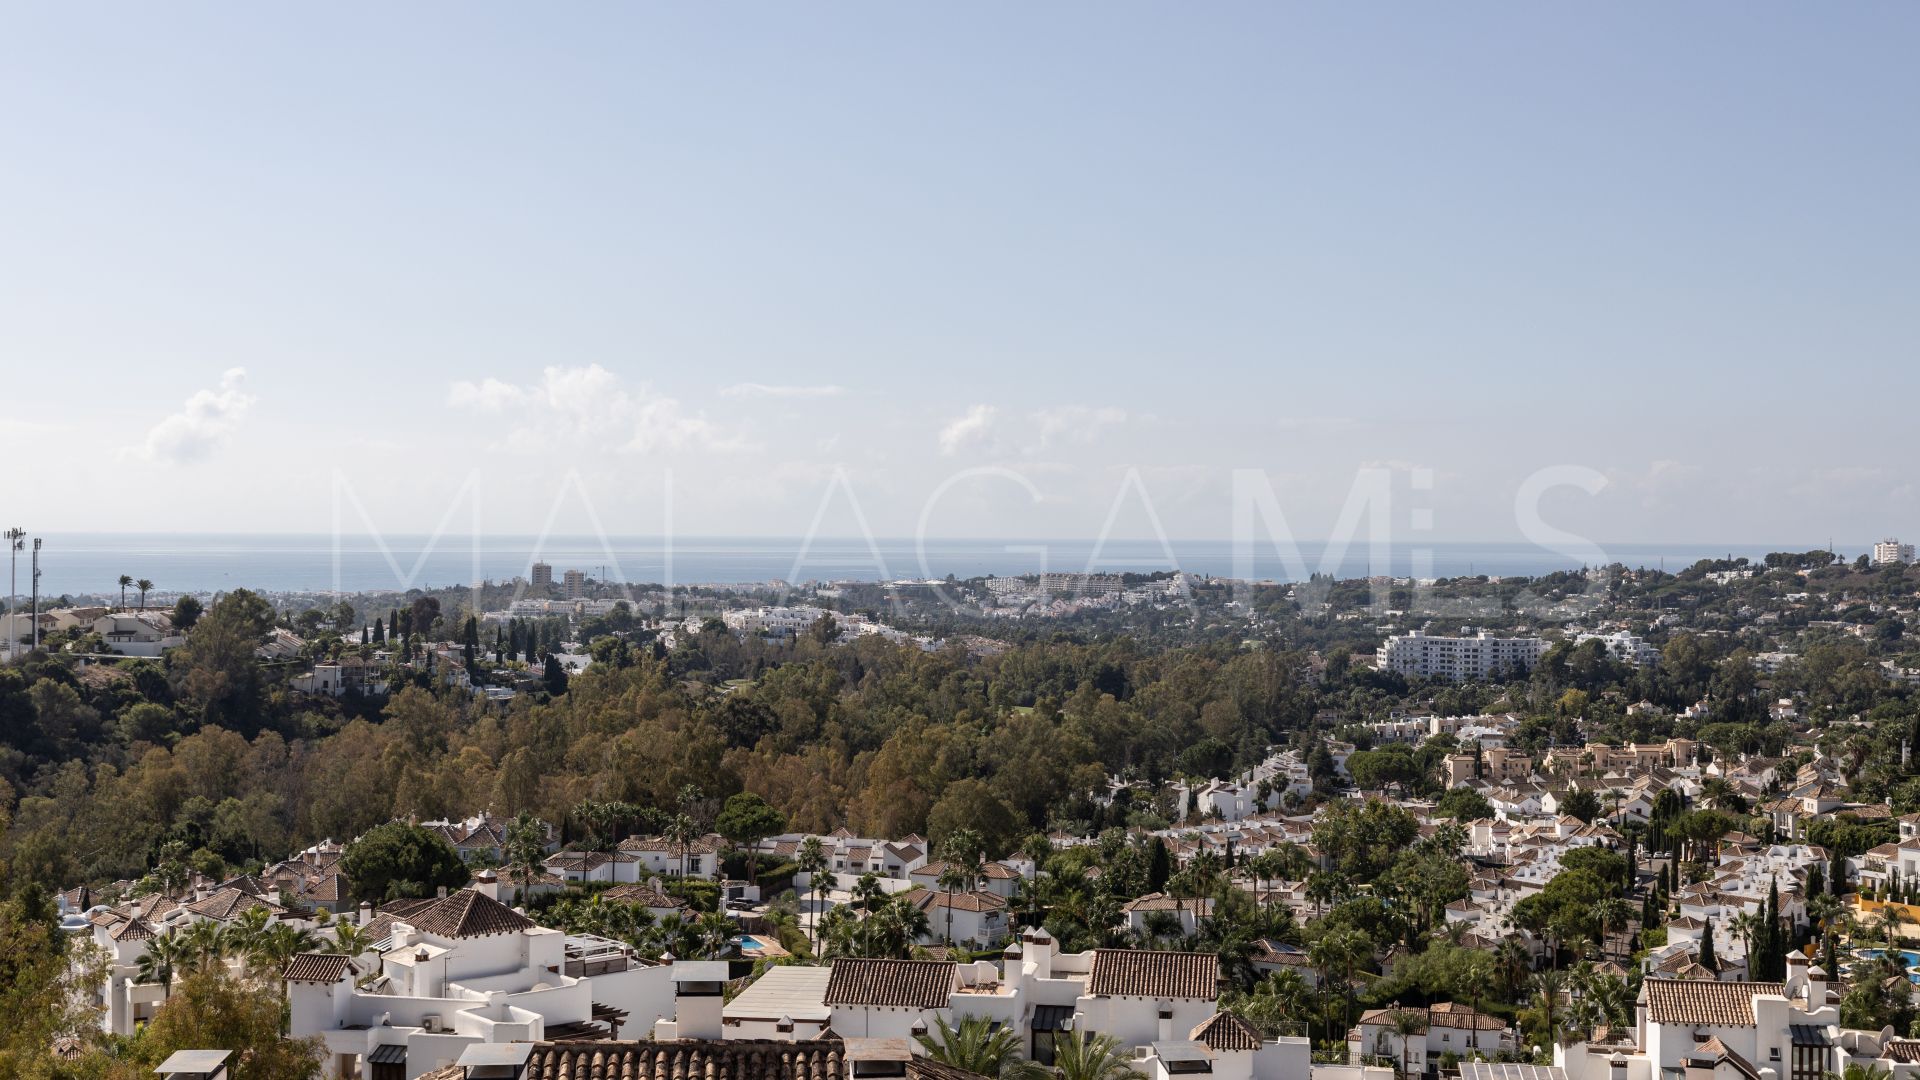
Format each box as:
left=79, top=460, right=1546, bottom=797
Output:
left=1699, top=914, right=1717, bottom=970
left=374, top=617, right=385, bottom=644
left=1831, top=845, right=1849, bottom=896
left=1148, top=837, right=1172, bottom=892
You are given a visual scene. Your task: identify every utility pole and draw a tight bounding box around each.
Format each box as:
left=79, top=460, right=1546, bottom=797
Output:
left=30, top=538, right=42, bottom=654
left=5, top=527, right=21, bottom=660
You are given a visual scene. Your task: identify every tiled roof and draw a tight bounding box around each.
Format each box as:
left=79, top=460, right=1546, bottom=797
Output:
left=282, top=953, right=351, bottom=984
left=510, top=1039, right=863, bottom=1080
left=110, top=917, right=158, bottom=941
left=300, top=874, right=345, bottom=904
left=1643, top=979, right=1784, bottom=1026
left=1087, top=949, right=1220, bottom=1000
left=1693, top=1038, right=1762, bottom=1080
left=912, top=890, right=1007, bottom=913
left=603, top=884, right=686, bottom=909
left=186, top=887, right=286, bottom=922
left=1427, top=1003, right=1508, bottom=1031
left=1882, top=1040, right=1920, bottom=1064
left=406, top=889, right=536, bottom=939
left=1191, top=1012, right=1263, bottom=1051
left=823, top=958, right=955, bottom=1008
left=619, top=834, right=719, bottom=856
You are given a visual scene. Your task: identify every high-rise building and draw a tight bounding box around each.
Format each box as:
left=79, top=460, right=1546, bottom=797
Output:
left=1873, top=539, right=1914, bottom=566
left=1375, top=629, right=1547, bottom=682
left=530, top=562, right=553, bottom=589
left=563, top=569, right=587, bottom=598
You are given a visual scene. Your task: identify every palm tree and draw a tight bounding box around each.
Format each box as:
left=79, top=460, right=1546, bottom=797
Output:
left=503, top=811, right=548, bottom=903
left=1310, top=929, right=1371, bottom=1038
left=181, top=919, right=233, bottom=975
left=666, top=813, right=698, bottom=878
left=1051, top=1031, right=1147, bottom=1080
left=853, top=873, right=887, bottom=956
left=917, top=1015, right=1048, bottom=1080
left=328, top=917, right=376, bottom=962
left=1454, top=955, right=1496, bottom=1044
left=118, top=575, right=132, bottom=609
left=1729, top=910, right=1759, bottom=966
left=873, top=895, right=930, bottom=957
left=1825, top=1065, right=1893, bottom=1080
left=1527, top=970, right=1567, bottom=1048
left=1389, top=1009, right=1426, bottom=1077
left=698, top=911, right=737, bottom=959
left=136, top=579, right=153, bottom=610
left=937, top=862, right=971, bottom=944
left=1496, top=935, right=1534, bottom=998
left=136, top=930, right=191, bottom=999
left=796, top=837, right=828, bottom=952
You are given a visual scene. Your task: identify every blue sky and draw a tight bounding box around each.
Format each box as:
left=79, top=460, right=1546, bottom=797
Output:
left=2, top=4, right=1916, bottom=545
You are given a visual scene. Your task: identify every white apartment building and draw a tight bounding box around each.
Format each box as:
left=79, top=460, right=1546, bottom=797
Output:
left=1375, top=630, right=1546, bottom=682
left=1574, top=630, right=1661, bottom=667
left=723, top=606, right=832, bottom=637
left=285, top=888, right=676, bottom=1080
left=1874, top=538, right=1915, bottom=566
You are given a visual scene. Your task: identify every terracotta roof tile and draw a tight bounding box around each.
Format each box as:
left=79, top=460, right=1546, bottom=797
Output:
left=823, top=958, right=955, bottom=1008
left=282, top=953, right=351, bottom=984
left=1087, top=949, right=1220, bottom=1000
left=514, top=1039, right=987, bottom=1080
left=406, top=889, right=536, bottom=939
left=1643, top=979, right=1784, bottom=1026
left=1192, top=1012, right=1264, bottom=1051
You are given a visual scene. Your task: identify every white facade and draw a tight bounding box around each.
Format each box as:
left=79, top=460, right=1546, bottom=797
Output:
left=1574, top=631, right=1661, bottom=668
left=1375, top=630, right=1547, bottom=682
left=1874, top=539, right=1914, bottom=566
left=286, top=891, right=676, bottom=1080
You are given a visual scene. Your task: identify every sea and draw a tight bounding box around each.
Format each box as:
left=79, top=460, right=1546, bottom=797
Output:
left=1, top=534, right=1806, bottom=599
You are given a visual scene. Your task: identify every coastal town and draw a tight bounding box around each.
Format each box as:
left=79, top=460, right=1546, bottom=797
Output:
left=7, top=4, right=1915, bottom=1079
left=9, top=539, right=1920, bottom=1080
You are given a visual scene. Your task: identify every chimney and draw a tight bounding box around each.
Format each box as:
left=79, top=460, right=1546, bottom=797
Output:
left=1157, top=1005, right=1174, bottom=1043
left=1808, top=964, right=1829, bottom=1008
left=1002, top=942, right=1025, bottom=988
left=358, top=901, right=373, bottom=927
left=436, top=885, right=447, bottom=900
left=1023, top=928, right=1055, bottom=979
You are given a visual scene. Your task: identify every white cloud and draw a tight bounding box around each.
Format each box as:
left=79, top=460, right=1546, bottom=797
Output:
left=449, top=364, right=752, bottom=455
left=1030, top=406, right=1130, bottom=452
left=720, top=382, right=846, bottom=399
left=124, top=368, right=256, bottom=463
left=938, top=403, right=1137, bottom=457
left=446, top=377, right=526, bottom=412
left=939, top=404, right=999, bottom=456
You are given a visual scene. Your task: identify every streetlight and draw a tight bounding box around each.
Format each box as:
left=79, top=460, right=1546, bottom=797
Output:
left=30, top=538, right=42, bottom=654
left=4, top=527, right=21, bottom=660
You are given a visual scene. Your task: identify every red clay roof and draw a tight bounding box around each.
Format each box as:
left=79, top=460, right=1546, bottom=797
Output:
left=1087, top=949, right=1220, bottom=1000
left=822, top=958, right=955, bottom=1009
